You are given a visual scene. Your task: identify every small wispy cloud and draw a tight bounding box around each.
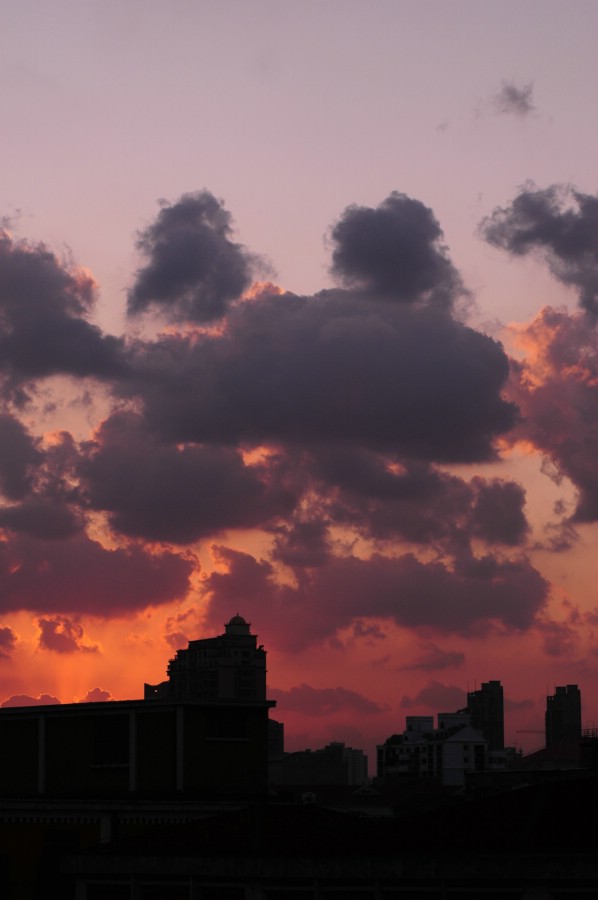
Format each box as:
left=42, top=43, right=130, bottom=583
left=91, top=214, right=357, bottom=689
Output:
left=492, top=80, right=536, bottom=117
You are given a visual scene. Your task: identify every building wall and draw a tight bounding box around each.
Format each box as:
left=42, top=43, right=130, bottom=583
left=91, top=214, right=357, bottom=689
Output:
left=0, top=700, right=271, bottom=798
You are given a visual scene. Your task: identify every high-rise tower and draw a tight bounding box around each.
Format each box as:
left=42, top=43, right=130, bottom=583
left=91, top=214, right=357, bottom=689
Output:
left=467, top=680, right=504, bottom=751
left=545, top=684, right=581, bottom=747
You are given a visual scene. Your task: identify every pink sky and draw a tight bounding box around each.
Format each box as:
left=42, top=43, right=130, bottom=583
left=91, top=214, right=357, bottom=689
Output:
left=0, top=1, right=598, bottom=762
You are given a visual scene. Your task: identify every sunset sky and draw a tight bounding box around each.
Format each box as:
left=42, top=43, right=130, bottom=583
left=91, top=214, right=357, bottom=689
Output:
left=1, top=0, right=598, bottom=760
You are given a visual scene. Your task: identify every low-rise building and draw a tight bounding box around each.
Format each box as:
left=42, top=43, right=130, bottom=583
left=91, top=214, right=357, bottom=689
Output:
left=0, top=615, right=275, bottom=799
left=377, top=712, right=487, bottom=786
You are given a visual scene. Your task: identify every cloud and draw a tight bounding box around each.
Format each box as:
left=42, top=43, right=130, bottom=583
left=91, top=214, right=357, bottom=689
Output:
left=38, top=615, right=99, bottom=654
left=329, top=192, right=463, bottom=303
left=124, top=290, right=516, bottom=464
left=270, top=683, right=389, bottom=716
left=307, top=449, right=529, bottom=549
left=481, top=184, right=598, bottom=314
left=270, top=516, right=332, bottom=568
left=400, top=642, right=465, bottom=671
left=537, top=618, right=580, bottom=657
left=0, top=190, right=539, bottom=649
left=470, top=477, right=529, bottom=545
left=0, top=625, right=17, bottom=659
left=507, top=307, right=598, bottom=523
left=78, top=411, right=295, bottom=543
left=505, top=697, right=535, bottom=711
left=0, top=229, right=125, bottom=401
left=1, top=693, right=60, bottom=707
left=401, top=680, right=466, bottom=710
left=127, top=191, right=256, bottom=323
left=0, top=533, right=192, bottom=615
left=203, top=545, right=549, bottom=651
left=0, top=497, right=83, bottom=540
left=0, top=414, right=42, bottom=499
left=79, top=687, right=113, bottom=702
left=492, top=80, right=535, bottom=117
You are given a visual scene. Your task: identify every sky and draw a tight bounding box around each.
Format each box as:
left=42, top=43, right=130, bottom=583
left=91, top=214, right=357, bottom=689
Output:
left=1, top=0, right=598, bottom=760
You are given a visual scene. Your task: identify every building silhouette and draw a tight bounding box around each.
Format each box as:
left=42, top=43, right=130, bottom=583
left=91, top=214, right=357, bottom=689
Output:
left=145, top=614, right=267, bottom=702
left=0, top=615, right=275, bottom=799
left=377, top=712, right=487, bottom=786
left=546, top=683, right=582, bottom=747
left=467, top=679, right=504, bottom=751
left=273, top=741, right=368, bottom=786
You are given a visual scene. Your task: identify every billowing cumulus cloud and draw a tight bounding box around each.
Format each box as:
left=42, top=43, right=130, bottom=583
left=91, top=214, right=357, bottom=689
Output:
left=0, top=188, right=559, bottom=681
left=481, top=184, right=598, bottom=314
left=270, top=516, right=332, bottom=568
left=1, top=693, right=60, bottom=707
left=470, top=478, right=529, bottom=545
left=78, top=411, right=295, bottom=543
left=38, top=615, right=99, bottom=654
left=306, top=449, right=529, bottom=549
left=127, top=191, right=255, bottom=323
left=0, top=414, right=41, bottom=499
left=270, top=683, right=389, bottom=716
left=0, top=497, right=83, bottom=540
left=0, top=230, right=125, bottom=401
left=124, top=292, right=516, bottom=464
left=203, top=545, right=549, bottom=651
left=80, top=687, right=113, bottom=702
left=0, top=534, right=192, bottom=614
left=329, top=192, right=463, bottom=303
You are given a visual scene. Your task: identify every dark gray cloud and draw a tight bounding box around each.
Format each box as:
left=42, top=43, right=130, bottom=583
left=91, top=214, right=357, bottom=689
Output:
left=269, top=683, right=389, bottom=716
left=0, top=625, right=16, bottom=659
left=0, top=533, right=192, bottom=615
left=309, top=450, right=529, bottom=549
left=400, top=680, right=466, bottom=710
left=0, top=414, right=41, bottom=500
left=0, top=189, right=533, bottom=640
left=470, top=478, right=529, bottom=545
left=0, top=230, right=125, bottom=401
left=0, top=497, right=83, bottom=540
left=0, top=424, right=84, bottom=540
left=124, top=292, right=516, bottom=464
left=127, top=191, right=255, bottom=323
left=79, top=411, right=296, bottom=543
left=481, top=184, right=598, bottom=314
left=270, top=516, right=332, bottom=568
left=203, top=545, right=549, bottom=651
left=492, top=81, right=535, bottom=117
left=330, top=192, right=462, bottom=303
left=38, top=615, right=99, bottom=654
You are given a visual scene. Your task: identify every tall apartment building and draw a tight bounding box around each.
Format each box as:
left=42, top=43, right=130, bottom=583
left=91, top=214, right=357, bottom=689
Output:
left=145, top=614, right=267, bottom=702
left=466, top=680, right=504, bottom=751
left=546, top=684, right=582, bottom=747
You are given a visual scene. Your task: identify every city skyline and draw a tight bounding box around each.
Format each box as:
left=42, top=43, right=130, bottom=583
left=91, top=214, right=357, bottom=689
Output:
left=1, top=2, right=598, bottom=761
